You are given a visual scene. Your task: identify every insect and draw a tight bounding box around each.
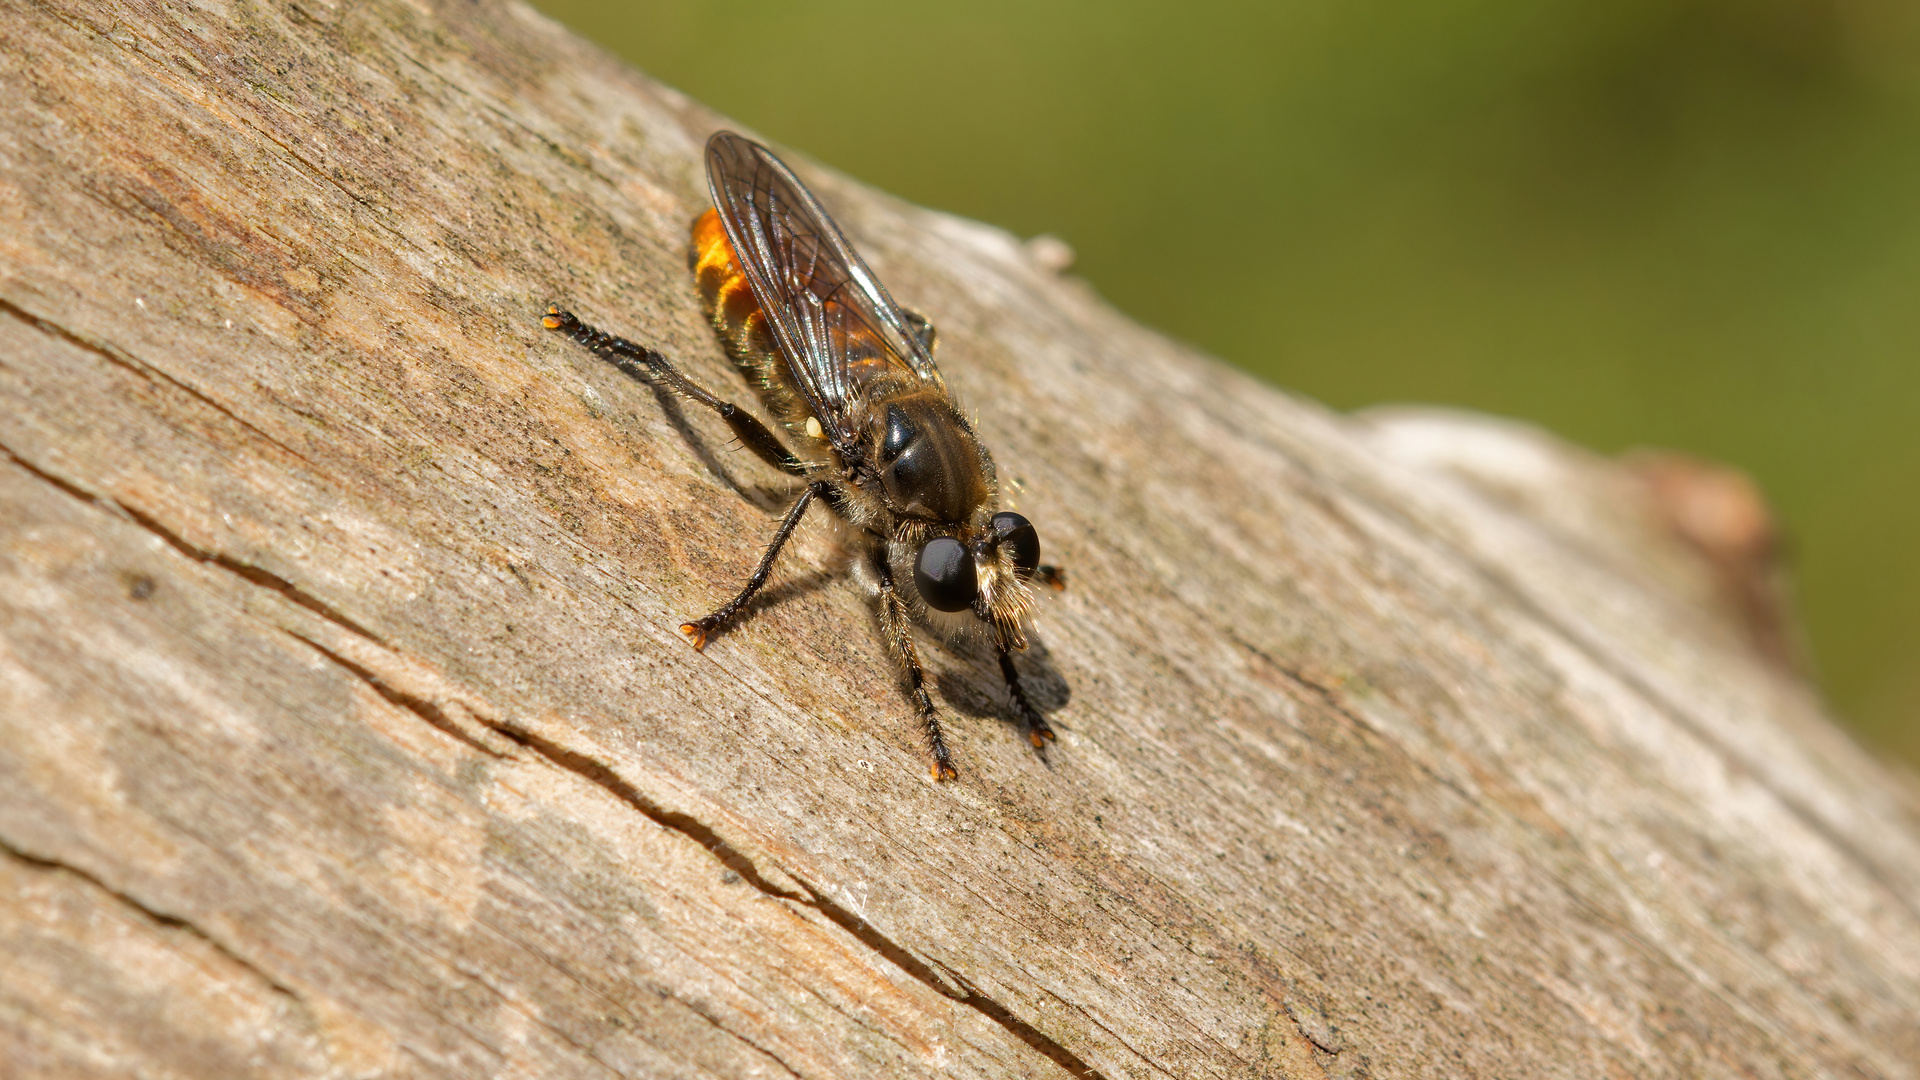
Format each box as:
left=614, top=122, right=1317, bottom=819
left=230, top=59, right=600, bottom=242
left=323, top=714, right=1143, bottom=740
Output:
left=543, top=131, right=1064, bottom=780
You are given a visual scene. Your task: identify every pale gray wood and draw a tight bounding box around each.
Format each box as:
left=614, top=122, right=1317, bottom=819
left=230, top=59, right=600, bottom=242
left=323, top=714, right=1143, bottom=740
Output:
left=3, top=2, right=1917, bottom=1077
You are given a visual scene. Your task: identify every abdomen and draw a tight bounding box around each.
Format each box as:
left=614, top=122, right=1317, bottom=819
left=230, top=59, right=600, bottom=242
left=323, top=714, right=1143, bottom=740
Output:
left=692, top=209, right=774, bottom=364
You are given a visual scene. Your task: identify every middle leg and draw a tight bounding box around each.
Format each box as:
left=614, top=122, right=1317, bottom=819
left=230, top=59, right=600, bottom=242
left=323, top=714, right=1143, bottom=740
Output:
left=681, top=480, right=828, bottom=648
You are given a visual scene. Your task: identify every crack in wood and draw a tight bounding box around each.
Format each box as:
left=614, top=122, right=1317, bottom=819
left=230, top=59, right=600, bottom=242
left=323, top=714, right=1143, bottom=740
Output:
left=1032, top=981, right=1180, bottom=1079
left=0, top=439, right=382, bottom=644
left=787, top=876, right=1110, bottom=1080
left=228, top=638, right=886, bottom=1078
left=3, top=435, right=1106, bottom=1073
left=679, top=1003, right=806, bottom=1080
left=486, top=720, right=1110, bottom=1080
left=0, top=297, right=315, bottom=467
left=486, top=722, right=802, bottom=903
left=283, top=630, right=507, bottom=758
left=0, top=833, right=306, bottom=1006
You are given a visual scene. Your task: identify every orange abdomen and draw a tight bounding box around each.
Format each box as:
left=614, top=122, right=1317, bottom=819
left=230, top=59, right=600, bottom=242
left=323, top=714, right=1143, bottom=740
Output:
left=691, top=208, right=767, bottom=354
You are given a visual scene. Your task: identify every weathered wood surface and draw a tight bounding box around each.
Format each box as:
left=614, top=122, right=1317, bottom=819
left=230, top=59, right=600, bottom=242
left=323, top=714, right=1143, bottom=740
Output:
left=4, top=2, right=1918, bottom=1077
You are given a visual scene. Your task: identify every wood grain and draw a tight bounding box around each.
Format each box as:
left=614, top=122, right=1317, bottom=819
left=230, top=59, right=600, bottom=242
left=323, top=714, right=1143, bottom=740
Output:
left=4, top=2, right=1917, bottom=1077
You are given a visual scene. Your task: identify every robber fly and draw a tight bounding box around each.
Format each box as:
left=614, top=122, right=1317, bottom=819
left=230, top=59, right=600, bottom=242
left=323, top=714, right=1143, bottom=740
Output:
left=543, top=131, right=1063, bottom=780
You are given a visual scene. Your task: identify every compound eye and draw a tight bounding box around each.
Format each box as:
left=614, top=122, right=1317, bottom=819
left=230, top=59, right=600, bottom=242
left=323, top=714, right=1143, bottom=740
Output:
left=914, top=537, right=977, bottom=612
left=990, top=512, right=1041, bottom=576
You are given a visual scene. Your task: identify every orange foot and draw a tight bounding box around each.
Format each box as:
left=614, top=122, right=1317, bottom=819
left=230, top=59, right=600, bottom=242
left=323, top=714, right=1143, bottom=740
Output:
left=931, top=761, right=959, bottom=782
left=679, top=622, right=710, bottom=650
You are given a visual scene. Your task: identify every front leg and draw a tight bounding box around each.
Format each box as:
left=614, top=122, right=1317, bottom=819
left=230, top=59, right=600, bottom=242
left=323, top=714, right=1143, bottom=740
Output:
left=681, top=480, right=826, bottom=648
left=999, top=649, right=1057, bottom=748
left=871, top=544, right=957, bottom=781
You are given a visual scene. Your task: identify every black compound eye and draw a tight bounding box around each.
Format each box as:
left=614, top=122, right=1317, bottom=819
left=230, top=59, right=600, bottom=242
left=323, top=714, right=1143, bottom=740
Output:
left=914, top=537, right=977, bottom=612
left=990, top=512, right=1041, bottom=576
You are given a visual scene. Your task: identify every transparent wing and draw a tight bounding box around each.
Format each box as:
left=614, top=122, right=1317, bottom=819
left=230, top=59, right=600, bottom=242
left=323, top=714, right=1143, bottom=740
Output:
left=705, top=131, right=943, bottom=447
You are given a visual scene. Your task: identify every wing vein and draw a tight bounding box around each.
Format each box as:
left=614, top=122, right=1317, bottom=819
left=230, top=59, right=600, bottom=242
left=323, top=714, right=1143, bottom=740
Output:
left=704, top=132, right=945, bottom=450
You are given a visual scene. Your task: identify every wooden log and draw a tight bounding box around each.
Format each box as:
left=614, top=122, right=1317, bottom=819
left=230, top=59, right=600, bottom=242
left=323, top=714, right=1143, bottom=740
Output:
left=3, top=2, right=1916, bottom=1076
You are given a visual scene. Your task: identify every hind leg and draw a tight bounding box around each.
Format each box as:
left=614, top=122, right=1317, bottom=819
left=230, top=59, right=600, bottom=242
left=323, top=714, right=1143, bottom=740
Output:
left=543, top=306, right=805, bottom=476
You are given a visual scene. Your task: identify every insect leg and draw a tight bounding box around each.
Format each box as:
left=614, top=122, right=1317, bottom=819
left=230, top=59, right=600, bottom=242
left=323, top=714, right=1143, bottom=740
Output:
left=542, top=306, right=806, bottom=476
left=680, top=480, right=827, bottom=648
left=871, top=546, right=957, bottom=781
left=900, top=308, right=938, bottom=355
left=998, top=649, right=1057, bottom=748
left=1033, top=565, right=1067, bottom=591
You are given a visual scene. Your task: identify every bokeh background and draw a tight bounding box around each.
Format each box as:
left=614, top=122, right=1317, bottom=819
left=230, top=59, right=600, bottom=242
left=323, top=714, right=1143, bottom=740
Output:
left=533, top=0, right=1920, bottom=766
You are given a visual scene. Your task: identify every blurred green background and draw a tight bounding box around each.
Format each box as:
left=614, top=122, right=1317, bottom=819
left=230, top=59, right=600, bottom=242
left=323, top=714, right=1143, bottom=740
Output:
left=533, top=0, right=1920, bottom=765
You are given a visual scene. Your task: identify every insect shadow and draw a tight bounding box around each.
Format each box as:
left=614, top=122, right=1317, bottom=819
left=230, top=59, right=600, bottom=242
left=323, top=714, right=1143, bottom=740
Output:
left=716, top=568, right=838, bottom=629
left=601, top=342, right=796, bottom=513
left=582, top=329, right=1066, bottom=746
left=929, top=631, right=1073, bottom=761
